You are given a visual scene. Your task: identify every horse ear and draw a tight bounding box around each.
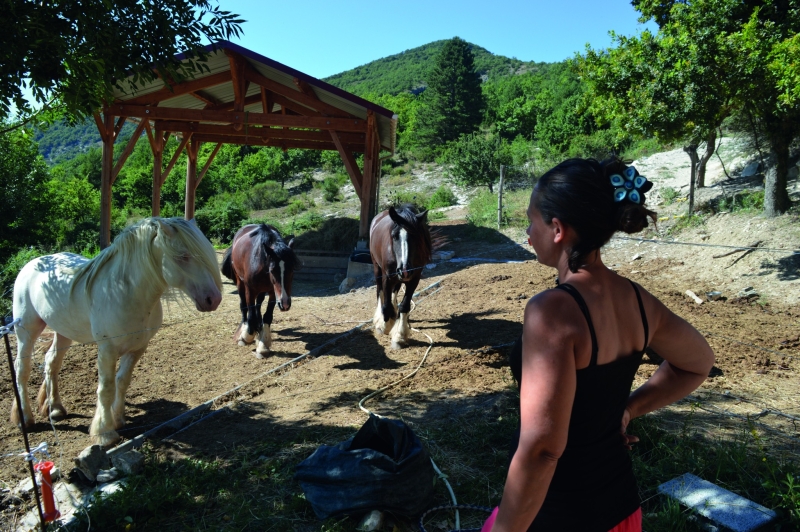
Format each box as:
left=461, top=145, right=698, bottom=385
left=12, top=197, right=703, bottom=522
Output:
left=157, top=219, right=176, bottom=238
left=287, top=237, right=295, bottom=249
left=388, top=206, right=403, bottom=226
left=188, top=218, right=198, bottom=227
left=416, top=209, right=428, bottom=223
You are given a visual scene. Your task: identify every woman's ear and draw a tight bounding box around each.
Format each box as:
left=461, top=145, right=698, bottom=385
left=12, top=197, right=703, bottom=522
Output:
left=550, top=217, right=567, bottom=244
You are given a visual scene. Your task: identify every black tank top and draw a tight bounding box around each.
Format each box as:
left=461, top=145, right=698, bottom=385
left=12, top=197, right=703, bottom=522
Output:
left=508, top=280, right=647, bottom=532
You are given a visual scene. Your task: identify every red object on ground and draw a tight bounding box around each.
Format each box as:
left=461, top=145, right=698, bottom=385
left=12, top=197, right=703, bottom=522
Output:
left=34, top=461, right=60, bottom=522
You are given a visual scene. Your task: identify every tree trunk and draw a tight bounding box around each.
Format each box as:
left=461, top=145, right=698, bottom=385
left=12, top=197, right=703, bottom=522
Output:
left=683, top=144, right=699, bottom=214
left=696, top=129, right=717, bottom=188
left=764, top=138, right=791, bottom=217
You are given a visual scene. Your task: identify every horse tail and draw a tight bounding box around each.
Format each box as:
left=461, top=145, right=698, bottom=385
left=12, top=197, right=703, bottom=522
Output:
left=221, top=247, right=235, bottom=281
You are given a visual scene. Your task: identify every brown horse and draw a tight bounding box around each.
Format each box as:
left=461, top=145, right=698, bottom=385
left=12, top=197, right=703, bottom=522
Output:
left=369, top=205, right=432, bottom=349
left=221, top=224, right=298, bottom=358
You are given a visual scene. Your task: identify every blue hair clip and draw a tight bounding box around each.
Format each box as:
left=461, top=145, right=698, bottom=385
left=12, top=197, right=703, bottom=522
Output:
left=611, top=166, right=649, bottom=204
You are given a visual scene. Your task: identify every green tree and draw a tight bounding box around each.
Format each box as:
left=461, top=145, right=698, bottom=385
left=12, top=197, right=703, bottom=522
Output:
left=443, top=133, right=511, bottom=193
left=0, top=128, right=53, bottom=261
left=416, top=37, right=485, bottom=151
left=577, top=0, right=741, bottom=213
left=1, top=0, right=243, bottom=123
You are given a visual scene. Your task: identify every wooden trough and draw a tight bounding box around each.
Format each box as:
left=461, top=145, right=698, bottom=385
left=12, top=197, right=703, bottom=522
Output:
left=294, top=249, right=351, bottom=283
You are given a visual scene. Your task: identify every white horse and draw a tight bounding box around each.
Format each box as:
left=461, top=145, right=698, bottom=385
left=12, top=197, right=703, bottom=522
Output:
left=10, top=217, right=222, bottom=447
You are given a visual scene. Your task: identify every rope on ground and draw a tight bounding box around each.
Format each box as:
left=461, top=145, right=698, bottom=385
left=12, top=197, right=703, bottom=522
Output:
left=612, top=235, right=800, bottom=255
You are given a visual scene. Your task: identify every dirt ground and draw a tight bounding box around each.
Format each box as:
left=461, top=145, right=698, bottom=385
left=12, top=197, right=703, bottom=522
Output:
left=1, top=219, right=798, bottom=505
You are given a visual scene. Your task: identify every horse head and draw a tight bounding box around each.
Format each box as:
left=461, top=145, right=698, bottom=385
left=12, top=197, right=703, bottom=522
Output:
left=388, top=205, right=430, bottom=280
left=155, top=218, right=222, bottom=312
left=263, top=231, right=298, bottom=312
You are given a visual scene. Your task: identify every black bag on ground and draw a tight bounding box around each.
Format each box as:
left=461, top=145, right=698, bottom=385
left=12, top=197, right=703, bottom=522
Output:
left=294, top=414, right=435, bottom=519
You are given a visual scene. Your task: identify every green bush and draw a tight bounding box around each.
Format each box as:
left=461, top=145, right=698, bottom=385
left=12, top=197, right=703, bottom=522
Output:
left=660, top=187, right=679, bottom=205
left=292, top=217, right=359, bottom=251
left=245, top=180, right=289, bottom=210
left=383, top=190, right=429, bottom=211
left=195, top=194, right=249, bottom=244
left=467, top=190, right=501, bottom=227
left=322, top=177, right=343, bottom=202
left=1, top=247, right=45, bottom=317
left=288, top=211, right=325, bottom=234
left=427, top=185, right=458, bottom=209
left=286, top=194, right=316, bottom=216
left=718, top=190, right=764, bottom=213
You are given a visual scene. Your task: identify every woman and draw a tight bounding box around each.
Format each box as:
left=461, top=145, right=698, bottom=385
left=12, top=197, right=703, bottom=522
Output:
left=483, top=158, right=715, bottom=532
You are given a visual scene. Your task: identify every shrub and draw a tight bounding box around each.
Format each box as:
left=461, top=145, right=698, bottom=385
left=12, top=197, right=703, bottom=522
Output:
left=322, top=177, right=343, bottom=202
left=292, top=217, right=359, bottom=251
left=427, top=185, right=458, bottom=209
left=660, top=187, right=679, bottom=205
left=286, top=194, right=316, bottom=216
left=1, top=247, right=45, bottom=317
left=718, top=190, right=764, bottom=213
left=288, top=211, right=325, bottom=234
left=383, top=190, right=429, bottom=211
left=195, top=194, right=249, bottom=244
left=467, top=190, right=503, bottom=227
left=245, top=180, right=289, bottom=210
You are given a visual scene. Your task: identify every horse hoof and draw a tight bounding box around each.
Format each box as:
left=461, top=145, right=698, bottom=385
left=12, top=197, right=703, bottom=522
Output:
left=390, top=341, right=406, bottom=350
left=91, top=430, right=122, bottom=449
left=238, top=340, right=247, bottom=347
left=254, top=349, right=270, bottom=359
left=49, top=408, right=68, bottom=422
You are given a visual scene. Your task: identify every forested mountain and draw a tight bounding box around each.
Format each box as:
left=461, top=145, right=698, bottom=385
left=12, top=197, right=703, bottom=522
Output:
left=34, top=118, right=135, bottom=165
left=323, top=39, right=552, bottom=96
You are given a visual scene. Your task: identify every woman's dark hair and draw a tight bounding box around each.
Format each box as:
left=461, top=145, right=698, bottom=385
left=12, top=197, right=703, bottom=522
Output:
left=533, top=157, right=657, bottom=273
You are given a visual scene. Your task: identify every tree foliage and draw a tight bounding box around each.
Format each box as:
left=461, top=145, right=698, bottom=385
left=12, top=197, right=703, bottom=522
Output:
left=416, top=37, right=485, bottom=151
left=1, top=0, right=243, bottom=123
left=443, top=133, right=511, bottom=193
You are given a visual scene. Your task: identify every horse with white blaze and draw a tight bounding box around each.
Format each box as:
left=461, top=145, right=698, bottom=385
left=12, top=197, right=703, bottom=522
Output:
left=370, top=205, right=433, bottom=349
left=10, top=217, right=222, bottom=447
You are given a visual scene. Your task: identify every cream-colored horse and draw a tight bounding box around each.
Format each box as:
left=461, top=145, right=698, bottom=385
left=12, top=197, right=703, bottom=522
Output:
left=10, top=217, right=222, bottom=447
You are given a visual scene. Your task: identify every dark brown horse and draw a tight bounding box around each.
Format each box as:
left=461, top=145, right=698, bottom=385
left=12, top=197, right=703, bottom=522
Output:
left=221, top=224, right=298, bottom=358
left=369, top=205, right=432, bottom=349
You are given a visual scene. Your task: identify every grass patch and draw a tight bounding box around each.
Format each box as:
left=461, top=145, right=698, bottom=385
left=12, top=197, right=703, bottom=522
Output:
left=467, top=189, right=530, bottom=229
left=718, top=190, right=765, bottom=214
left=286, top=193, right=316, bottom=216
left=427, top=185, right=458, bottom=210
left=667, top=214, right=705, bottom=235
left=384, top=174, right=413, bottom=187
left=660, top=186, right=679, bottom=206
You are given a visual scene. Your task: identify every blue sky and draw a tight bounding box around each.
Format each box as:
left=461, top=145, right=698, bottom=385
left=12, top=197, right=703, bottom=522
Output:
left=225, top=0, right=657, bottom=78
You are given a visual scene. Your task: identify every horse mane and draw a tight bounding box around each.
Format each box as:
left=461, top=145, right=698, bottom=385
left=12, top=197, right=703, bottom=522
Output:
left=71, top=218, right=221, bottom=295
left=392, top=204, right=433, bottom=264
left=249, top=224, right=299, bottom=273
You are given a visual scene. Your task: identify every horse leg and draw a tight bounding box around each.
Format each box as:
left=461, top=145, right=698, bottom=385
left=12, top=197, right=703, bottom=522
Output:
left=112, top=347, right=146, bottom=430
left=381, top=277, right=398, bottom=336
left=10, top=317, right=46, bottom=428
left=391, top=276, right=420, bottom=350
left=37, top=333, right=72, bottom=421
left=90, top=345, right=121, bottom=447
left=372, top=268, right=387, bottom=334
left=236, top=281, right=252, bottom=346
left=255, top=293, right=273, bottom=359
left=241, top=287, right=259, bottom=345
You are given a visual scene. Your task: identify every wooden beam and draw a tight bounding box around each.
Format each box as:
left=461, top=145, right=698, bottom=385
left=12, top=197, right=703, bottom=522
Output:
left=112, top=103, right=367, bottom=132
left=154, top=121, right=365, bottom=143
left=294, top=78, right=317, bottom=99
left=261, top=87, right=271, bottom=113
left=360, top=110, right=378, bottom=238
left=191, top=91, right=222, bottom=106
left=241, top=62, right=353, bottom=118
left=144, top=120, right=156, bottom=151
left=185, top=138, right=200, bottom=220
left=123, top=71, right=232, bottom=106
left=100, top=112, right=114, bottom=248
left=161, top=134, right=192, bottom=187
left=191, top=134, right=364, bottom=151
left=197, top=143, right=222, bottom=185
left=94, top=112, right=110, bottom=143
left=113, top=116, right=127, bottom=141
left=331, top=130, right=363, bottom=194
left=150, top=125, right=164, bottom=216
left=111, top=120, right=146, bottom=184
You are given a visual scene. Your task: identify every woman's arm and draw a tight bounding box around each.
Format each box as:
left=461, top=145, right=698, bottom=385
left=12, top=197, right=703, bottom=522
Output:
left=491, top=292, right=579, bottom=532
left=625, top=293, right=715, bottom=423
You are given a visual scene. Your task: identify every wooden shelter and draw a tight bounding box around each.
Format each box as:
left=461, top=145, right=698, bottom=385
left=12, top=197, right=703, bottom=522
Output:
left=95, top=40, right=397, bottom=247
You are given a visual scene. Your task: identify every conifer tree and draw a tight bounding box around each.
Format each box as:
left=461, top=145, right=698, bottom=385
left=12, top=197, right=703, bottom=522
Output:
left=416, top=37, right=485, bottom=149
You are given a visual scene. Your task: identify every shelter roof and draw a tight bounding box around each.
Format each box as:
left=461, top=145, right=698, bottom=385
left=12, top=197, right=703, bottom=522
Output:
left=111, top=41, right=396, bottom=154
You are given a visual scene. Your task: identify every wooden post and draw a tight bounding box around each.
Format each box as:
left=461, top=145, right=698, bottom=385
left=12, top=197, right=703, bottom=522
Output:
left=497, top=165, right=505, bottom=230
left=100, top=112, right=114, bottom=248
left=359, top=111, right=377, bottom=239
left=185, top=138, right=200, bottom=220
left=684, top=145, right=699, bottom=215
left=151, top=131, right=164, bottom=217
